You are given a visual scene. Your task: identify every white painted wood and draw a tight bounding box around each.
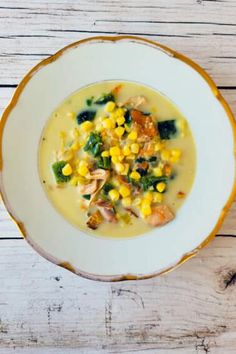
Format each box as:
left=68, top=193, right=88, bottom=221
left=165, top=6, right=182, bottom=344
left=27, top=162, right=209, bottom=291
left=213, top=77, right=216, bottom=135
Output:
left=0, top=237, right=236, bottom=353
left=0, top=0, right=236, bottom=352
left=0, top=0, right=236, bottom=85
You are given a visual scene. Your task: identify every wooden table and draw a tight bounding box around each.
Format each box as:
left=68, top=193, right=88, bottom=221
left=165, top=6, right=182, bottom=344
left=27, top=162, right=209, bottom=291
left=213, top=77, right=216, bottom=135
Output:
left=0, top=1, right=236, bottom=353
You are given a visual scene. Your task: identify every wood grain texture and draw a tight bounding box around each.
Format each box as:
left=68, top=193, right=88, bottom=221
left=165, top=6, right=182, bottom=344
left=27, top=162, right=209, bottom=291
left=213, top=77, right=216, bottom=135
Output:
left=0, top=0, right=236, bottom=352
left=0, top=237, right=236, bottom=353
left=0, top=0, right=236, bottom=86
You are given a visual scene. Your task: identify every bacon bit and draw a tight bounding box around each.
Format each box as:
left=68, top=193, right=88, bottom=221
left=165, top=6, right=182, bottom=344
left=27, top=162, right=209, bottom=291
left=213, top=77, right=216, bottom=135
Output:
left=125, top=208, right=139, bottom=218
left=163, top=163, right=172, bottom=177
left=137, top=161, right=149, bottom=171
left=131, top=110, right=157, bottom=141
left=87, top=210, right=103, bottom=230
left=146, top=205, right=174, bottom=227
left=112, top=84, right=123, bottom=96
left=94, top=199, right=117, bottom=223
left=123, top=96, right=147, bottom=108
left=177, top=191, right=186, bottom=199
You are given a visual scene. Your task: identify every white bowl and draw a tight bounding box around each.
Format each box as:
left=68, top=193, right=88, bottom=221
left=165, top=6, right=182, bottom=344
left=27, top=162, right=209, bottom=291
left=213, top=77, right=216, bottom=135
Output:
left=1, top=36, right=235, bottom=281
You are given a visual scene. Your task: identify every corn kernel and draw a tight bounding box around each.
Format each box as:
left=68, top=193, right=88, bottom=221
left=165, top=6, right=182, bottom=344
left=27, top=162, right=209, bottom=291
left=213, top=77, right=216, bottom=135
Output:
left=119, top=185, right=131, bottom=198
left=154, top=141, right=164, bottom=152
left=161, top=149, right=171, bottom=161
left=110, top=146, right=121, bottom=156
left=170, top=155, right=180, bottom=163
left=62, top=163, right=73, bottom=176
left=123, top=145, right=131, bottom=156
left=115, top=108, right=125, bottom=117
left=121, top=163, right=129, bottom=176
left=116, top=116, right=125, bottom=126
left=115, top=126, right=125, bottom=137
left=144, top=191, right=153, bottom=202
left=102, top=118, right=115, bottom=129
left=80, top=121, right=94, bottom=132
left=153, top=167, right=163, bottom=177
left=121, top=197, right=132, bottom=208
left=101, top=150, right=110, bottom=157
left=141, top=200, right=152, bottom=217
left=128, top=131, right=137, bottom=140
left=153, top=192, right=163, bottom=203
left=156, top=182, right=166, bottom=193
left=71, top=141, right=80, bottom=151
left=118, top=155, right=125, bottom=161
left=67, top=111, right=76, bottom=120
left=171, top=149, right=181, bottom=157
left=170, top=149, right=181, bottom=163
left=77, top=160, right=89, bottom=177
left=130, top=171, right=141, bottom=180
left=70, top=176, right=79, bottom=186
left=105, top=101, right=116, bottom=112
left=126, top=154, right=136, bottom=160
left=115, top=163, right=125, bottom=173
left=131, top=143, right=140, bottom=154
left=78, top=166, right=89, bottom=176
left=111, top=156, right=119, bottom=164
left=109, top=189, right=120, bottom=202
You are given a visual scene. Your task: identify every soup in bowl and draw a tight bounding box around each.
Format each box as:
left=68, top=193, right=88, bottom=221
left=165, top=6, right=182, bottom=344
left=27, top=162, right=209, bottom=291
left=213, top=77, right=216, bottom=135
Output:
left=39, top=81, right=196, bottom=238
left=0, top=36, right=235, bottom=280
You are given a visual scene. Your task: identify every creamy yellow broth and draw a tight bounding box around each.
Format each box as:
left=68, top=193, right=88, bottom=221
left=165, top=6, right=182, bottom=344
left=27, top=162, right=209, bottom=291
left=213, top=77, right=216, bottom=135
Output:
left=39, top=81, right=196, bottom=238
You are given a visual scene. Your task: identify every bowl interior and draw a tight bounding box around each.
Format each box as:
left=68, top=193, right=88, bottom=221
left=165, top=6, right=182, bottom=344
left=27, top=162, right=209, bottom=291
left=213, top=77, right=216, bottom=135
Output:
left=1, top=37, right=235, bottom=279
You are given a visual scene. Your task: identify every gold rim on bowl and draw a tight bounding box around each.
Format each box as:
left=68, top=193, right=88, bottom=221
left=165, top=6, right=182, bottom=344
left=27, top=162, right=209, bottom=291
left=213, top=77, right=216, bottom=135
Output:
left=0, top=35, right=235, bottom=281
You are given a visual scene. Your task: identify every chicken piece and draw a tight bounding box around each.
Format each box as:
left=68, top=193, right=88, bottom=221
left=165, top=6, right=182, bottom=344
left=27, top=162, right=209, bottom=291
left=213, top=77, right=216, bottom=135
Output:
left=146, top=205, right=174, bottom=227
left=80, top=179, right=98, bottom=195
left=94, top=199, right=117, bottom=223
left=116, top=175, right=130, bottom=187
left=139, top=142, right=155, bottom=157
left=87, top=210, right=103, bottom=230
left=131, top=110, right=157, bottom=140
left=87, top=169, right=110, bottom=180
left=123, top=96, right=147, bottom=108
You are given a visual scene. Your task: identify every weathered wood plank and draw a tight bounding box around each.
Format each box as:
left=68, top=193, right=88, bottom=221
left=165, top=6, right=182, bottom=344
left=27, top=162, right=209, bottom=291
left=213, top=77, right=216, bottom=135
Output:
left=0, top=1, right=236, bottom=352
left=0, top=0, right=236, bottom=85
left=0, top=237, right=235, bottom=352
